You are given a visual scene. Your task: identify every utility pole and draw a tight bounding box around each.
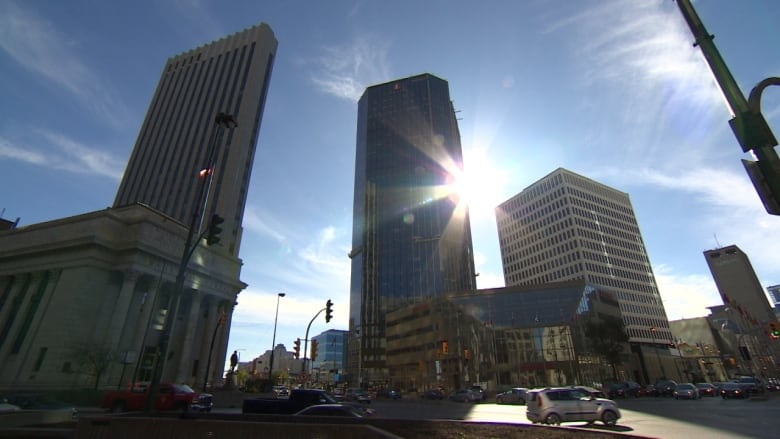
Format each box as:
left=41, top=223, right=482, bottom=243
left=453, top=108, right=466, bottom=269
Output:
left=675, top=0, right=780, bottom=215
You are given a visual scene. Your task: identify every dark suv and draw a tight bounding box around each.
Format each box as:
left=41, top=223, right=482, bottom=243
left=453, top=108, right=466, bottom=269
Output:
left=607, top=381, right=641, bottom=398
left=469, top=385, right=487, bottom=401
left=655, top=380, right=678, bottom=397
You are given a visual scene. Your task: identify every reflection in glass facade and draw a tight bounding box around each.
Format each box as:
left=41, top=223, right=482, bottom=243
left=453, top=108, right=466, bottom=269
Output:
left=385, top=280, right=624, bottom=392
left=311, top=329, right=348, bottom=385
left=348, top=74, right=476, bottom=386
left=496, top=168, right=673, bottom=347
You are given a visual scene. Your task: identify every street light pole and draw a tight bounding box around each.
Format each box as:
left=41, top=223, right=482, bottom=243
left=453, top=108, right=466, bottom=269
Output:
left=144, top=112, right=237, bottom=412
left=267, top=293, right=286, bottom=382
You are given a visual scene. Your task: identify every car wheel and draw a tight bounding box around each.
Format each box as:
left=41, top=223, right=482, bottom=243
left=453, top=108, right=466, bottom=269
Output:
left=111, top=401, right=126, bottom=413
left=545, top=413, right=562, bottom=425
left=497, top=397, right=503, bottom=404
left=602, top=410, right=618, bottom=426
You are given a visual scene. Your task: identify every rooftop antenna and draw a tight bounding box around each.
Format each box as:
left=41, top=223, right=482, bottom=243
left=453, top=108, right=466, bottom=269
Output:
left=714, top=233, right=722, bottom=248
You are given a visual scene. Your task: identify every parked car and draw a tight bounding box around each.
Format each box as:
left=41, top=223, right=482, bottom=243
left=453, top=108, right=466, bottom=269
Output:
left=571, top=386, right=607, bottom=399
left=420, top=389, right=445, bottom=400
left=0, top=399, right=21, bottom=413
left=103, top=383, right=212, bottom=413
left=345, top=388, right=372, bottom=404
left=272, top=386, right=289, bottom=397
left=294, top=403, right=374, bottom=417
left=243, top=388, right=338, bottom=414
left=695, top=383, right=717, bottom=397
left=376, top=389, right=402, bottom=400
left=2, top=393, right=78, bottom=419
left=470, top=385, right=487, bottom=401
left=449, top=389, right=478, bottom=402
left=735, top=377, right=764, bottom=395
left=606, top=381, right=641, bottom=398
left=332, top=388, right=345, bottom=401
left=526, top=387, right=620, bottom=426
left=654, top=380, right=678, bottom=397
left=720, top=382, right=748, bottom=399
left=637, top=385, right=658, bottom=397
left=673, top=383, right=700, bottom=400
left=496, top=388, right=528, bottom=404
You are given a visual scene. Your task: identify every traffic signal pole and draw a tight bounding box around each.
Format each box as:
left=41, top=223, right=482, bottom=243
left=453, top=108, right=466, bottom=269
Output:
left=144, top=113, right=236, bottom=412
left=300, top=300, right=334, bottom=387
left=675, top=0, right=780, bottom=215
left=301, top=308, right=325, bottom=378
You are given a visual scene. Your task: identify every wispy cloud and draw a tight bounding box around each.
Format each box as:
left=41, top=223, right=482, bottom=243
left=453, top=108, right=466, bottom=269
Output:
left=556, top=0, right=720, bottom=105
left=306, top=35, right=392, bottom=101
left=633, top=166, right=760, bottom=211
left=0, top=132, right=125, bottom=180
left=0, top=2, right=130, bottom=127
left=241, top=204, right=351, bottom=296
left=654, top=264, right=721, bottom=320
left=230, top=219, right=351, bottom=336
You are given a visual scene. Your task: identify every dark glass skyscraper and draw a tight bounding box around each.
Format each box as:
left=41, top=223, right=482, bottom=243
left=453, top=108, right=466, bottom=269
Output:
left=349, top=73, right=476, bottom=385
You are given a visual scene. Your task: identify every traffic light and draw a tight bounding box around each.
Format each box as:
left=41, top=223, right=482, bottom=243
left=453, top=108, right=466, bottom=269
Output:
left=206, top=214, right=224, bottom=245
left=293, top=338, right=300, bottom=359
left=325, top=300, right=333, bottom=323
left=442, top=340, right=449, bottom=354
left=310, top=339, right=318, bottom=362
left=770, top=322, right=780, bottom=339
left=463, top=349, right=470, bottom=360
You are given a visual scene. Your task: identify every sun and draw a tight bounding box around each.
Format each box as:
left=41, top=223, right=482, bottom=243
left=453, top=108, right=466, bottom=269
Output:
left=447, top=149, right=507, bottom=220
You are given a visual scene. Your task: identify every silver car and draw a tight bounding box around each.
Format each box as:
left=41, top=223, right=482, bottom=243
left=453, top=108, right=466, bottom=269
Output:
left=526, top=387, right=621, bottom=426
left=673, top=383, right=700, bottom=400
left=496, top=387, right=528, bottom=404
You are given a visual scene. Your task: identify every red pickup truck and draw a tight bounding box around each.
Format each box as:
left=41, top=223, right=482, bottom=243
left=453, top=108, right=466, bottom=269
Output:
left=102, top=382, right=213, bottom=412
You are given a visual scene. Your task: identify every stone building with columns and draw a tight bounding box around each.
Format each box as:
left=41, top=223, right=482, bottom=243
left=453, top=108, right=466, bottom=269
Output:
left=0, top=22, right=277, bottom=392
left=0, top=203, right=244, bottom=390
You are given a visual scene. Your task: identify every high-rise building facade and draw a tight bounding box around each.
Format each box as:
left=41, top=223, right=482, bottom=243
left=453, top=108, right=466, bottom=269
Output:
left=348, top=73, right=476, bottom=386
left=495, top=168, right=673, bottom=347
left=704, top=245, right=777, bottom=325
left=0, top=24, right=276, bottom=391
left=114, top=23, right=277, bottom=257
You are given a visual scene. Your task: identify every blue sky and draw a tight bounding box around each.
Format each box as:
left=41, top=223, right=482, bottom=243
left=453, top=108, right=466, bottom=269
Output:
left=2, top=0, right=780, bottom=372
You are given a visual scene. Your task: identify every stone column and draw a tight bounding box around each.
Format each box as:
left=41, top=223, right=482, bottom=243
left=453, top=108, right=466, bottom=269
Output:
left=12, top=269, right=61, bottom=384
left=195, top=300, right=218, bottom=389
left=175, top=289, right=202, bottom=383
left=0, top=272, right=42, bottom=379
left=0, top=274, right=25, bottom=337
left=215, top=300, right=236, bottom=385
left=106, top=270, right=139, bottom=351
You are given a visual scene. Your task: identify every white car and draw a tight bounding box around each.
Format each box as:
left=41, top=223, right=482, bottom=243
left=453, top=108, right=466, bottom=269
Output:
left=0, top=399, right=20, bottom=413
left=526, top=387, right=621, bottom=426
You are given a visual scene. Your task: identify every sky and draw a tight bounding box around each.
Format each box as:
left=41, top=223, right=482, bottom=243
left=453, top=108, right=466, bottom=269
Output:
left=2, top=0, right=780, bottom=373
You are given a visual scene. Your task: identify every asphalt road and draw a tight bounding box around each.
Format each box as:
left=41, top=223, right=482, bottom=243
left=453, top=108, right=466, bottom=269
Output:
left=335, top=394, right=780, bottom=439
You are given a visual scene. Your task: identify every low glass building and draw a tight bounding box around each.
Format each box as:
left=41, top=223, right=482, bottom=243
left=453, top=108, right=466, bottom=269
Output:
left=385, top=280, right=625, bottom=392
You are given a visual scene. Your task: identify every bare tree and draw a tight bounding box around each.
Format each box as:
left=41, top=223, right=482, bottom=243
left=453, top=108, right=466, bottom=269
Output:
left=583, top=315, right=629, bottom=379
left=67, top=343, right=117, bottom=390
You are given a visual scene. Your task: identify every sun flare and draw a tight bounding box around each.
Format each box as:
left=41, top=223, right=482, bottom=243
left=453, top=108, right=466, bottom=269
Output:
left=447, top=150, right=507, bottom=220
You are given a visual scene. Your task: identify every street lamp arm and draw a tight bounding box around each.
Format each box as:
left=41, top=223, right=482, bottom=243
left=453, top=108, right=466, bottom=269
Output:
left=748, top=77, right=780, bottom=114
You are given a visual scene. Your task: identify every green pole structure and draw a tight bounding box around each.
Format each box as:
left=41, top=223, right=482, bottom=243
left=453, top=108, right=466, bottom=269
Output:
left=675, top=0, right=780, bottom=215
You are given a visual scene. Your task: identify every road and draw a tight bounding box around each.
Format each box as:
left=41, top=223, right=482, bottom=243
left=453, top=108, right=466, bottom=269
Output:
left=334, top=394, right=779, bottom=439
